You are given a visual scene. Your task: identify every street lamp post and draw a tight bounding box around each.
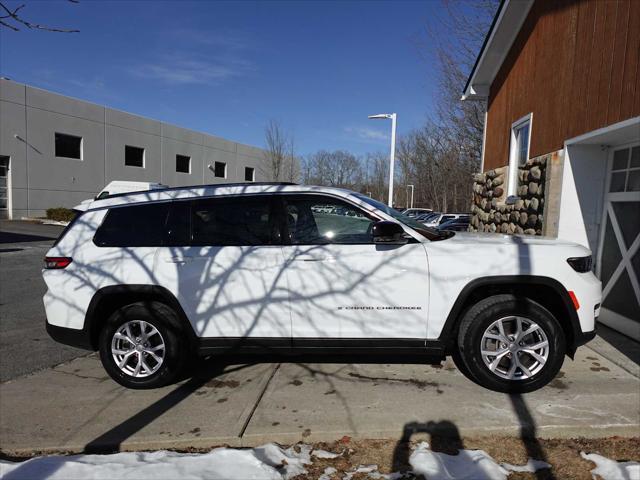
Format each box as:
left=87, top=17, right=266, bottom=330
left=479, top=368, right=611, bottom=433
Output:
left=368, top=113, right=397, bottom=207
left=406, top=184, right=414, bottom=209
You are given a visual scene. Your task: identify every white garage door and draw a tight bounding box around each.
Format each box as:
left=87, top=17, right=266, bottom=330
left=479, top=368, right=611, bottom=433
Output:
left=596, top=144, right=640, bottom=340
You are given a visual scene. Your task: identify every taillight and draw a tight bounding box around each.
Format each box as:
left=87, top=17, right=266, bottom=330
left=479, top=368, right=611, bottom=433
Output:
left=44, top=257, right=73, bottom=269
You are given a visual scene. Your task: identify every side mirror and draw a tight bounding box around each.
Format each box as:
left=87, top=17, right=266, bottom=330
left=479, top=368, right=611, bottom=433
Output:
left=372, top=221, right=408, bottom=244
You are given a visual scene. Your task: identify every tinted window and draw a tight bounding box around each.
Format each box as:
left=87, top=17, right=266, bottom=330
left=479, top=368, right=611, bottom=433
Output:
left=94, top=203, right=170, bottom=247
left=284, top=195, right=375, bottom=244
left=191, top=196, right=276, bottom=246
left=55, top=133, right=82, bottom=159
left=165, top=201, right=191, bottom=246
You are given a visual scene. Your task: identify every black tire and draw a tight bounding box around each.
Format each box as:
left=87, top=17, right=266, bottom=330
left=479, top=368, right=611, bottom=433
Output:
left=456, top=294, right=565, bottom=393
left=99, top=301, right=189, bottom=389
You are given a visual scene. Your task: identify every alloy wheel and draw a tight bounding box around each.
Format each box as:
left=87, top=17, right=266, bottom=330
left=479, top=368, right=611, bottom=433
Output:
left=111, top=320, right=165, bottom=378
left=480, top=316, right=549, bottom=380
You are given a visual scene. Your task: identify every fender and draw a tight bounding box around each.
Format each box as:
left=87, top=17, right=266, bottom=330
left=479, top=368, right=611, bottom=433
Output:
left=437, top=275, right=588, bottom=354
left=83, top=284, right=198, bottom=350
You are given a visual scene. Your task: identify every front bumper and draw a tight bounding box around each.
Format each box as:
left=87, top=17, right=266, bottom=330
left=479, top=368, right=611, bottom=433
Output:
left=573, top=327, right=597, bottom=349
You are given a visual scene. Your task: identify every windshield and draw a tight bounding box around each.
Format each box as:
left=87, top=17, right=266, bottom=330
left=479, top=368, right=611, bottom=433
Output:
left=353, top=194, right=450, bottom=241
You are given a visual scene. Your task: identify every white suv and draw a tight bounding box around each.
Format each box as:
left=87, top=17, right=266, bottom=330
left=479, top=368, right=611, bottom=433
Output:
left=44, top=183, right=601, bottom=392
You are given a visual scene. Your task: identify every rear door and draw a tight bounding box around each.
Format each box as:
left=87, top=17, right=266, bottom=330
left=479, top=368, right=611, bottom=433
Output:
left=279, top=194, right=430, bottom=341
left=154, top=196, right=291, bottom=339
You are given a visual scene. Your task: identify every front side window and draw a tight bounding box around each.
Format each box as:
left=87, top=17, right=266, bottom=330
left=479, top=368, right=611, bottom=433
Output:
left=507, top=114, right=532, bottom=196
left=55, top=133, right=82, bottom=159
left=283, top=195, right=375, bottom=245
left=125, top=145, right=145, bottom=167
left=191, top=196, right=276, bottom=246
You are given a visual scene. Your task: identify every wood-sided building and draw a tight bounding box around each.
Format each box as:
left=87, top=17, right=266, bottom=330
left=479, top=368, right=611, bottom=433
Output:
left=463, top=0, right=639, bottom=339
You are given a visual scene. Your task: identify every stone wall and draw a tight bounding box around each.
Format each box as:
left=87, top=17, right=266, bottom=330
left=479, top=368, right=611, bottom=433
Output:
left=469, top=156, right=549, bottom=235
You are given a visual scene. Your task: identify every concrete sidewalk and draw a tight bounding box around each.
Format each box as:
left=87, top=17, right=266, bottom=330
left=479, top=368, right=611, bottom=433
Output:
left=0, top=342, right=638, bottom=456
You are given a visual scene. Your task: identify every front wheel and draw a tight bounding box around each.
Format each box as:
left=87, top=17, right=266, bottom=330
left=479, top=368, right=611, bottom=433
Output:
left=99, top=302, right=188, bottom=389
left=456, top=294, right=565, bottom=393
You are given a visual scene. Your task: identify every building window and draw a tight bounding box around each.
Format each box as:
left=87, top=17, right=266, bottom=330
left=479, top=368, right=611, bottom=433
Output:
left=55, top=133, right=82, bottom=160
left=244, top=167, right=255, bottom=182
left=213, top=161, right=226, bottom=178
left=125, top=145, right=145, bottom=168
left=176, top=154, right=191, bottom=173
left=507, top=113, right=532, bottom=197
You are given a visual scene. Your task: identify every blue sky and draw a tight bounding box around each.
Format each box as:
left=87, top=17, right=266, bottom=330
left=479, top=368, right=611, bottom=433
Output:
left=1, top=0, right=451, bottom=156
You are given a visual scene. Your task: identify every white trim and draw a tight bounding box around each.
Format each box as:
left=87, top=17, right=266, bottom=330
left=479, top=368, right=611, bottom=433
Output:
left=480, top=110, right=488, bottom=172
left=462, top=0, right=534, bottom=100
left=0, top=155, right=11, bottom=219
left=507, top=113, right=532, bottom=196
left=595, top=143, right=640, bottom=335
left=565, top=117, right=640, bottom=146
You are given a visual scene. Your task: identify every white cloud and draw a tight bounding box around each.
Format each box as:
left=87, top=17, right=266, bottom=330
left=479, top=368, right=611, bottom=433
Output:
left=130, top=57, right=252, bottom=85
left=344, top=126, right=389, bottom=142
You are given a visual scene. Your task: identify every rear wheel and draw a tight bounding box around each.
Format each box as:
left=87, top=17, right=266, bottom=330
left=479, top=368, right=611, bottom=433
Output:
left=99, top=302, right=188, bottom=389
left=456, top=294, right=565, bottom=393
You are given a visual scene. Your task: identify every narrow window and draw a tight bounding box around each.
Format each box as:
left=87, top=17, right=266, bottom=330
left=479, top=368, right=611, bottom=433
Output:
left=176, top=154, right=191, bottom=173
left=244, top=166, right=255, bottom=182
left=214, top=161, right=226, bottom=178
left=507, top=114, right=532, bottom=197
left=55, top=133, right=82, bottom=160
left=125, top=145, right=145, bottom=167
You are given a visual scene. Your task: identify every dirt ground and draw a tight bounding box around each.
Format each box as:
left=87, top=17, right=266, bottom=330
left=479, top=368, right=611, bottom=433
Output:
left=292, top=436, right=640, bottom=479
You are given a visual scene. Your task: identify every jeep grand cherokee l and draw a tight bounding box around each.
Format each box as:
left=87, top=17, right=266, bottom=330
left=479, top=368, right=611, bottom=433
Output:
left=44, top=183, right=601, bottom=392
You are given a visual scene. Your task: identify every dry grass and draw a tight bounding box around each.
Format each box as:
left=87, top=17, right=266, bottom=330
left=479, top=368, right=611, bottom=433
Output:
left=295, top=436, right=640, bottom=479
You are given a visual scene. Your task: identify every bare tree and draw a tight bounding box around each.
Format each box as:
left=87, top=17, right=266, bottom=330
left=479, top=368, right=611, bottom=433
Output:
left=426, top=0, right=499, bottom=169
left=263, top=120, right=292, bottom=182
left=0, top=1, right=79, bottom=32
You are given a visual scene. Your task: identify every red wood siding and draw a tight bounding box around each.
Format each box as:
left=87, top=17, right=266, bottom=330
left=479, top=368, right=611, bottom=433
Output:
left=484, top=0, right=640, bottom=171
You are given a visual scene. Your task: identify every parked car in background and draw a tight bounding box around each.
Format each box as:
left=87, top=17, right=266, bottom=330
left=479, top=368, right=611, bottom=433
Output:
left=44, top=182, right=600, bottom=393
left=424, top=213, right=470, bottom=228
left=437, top=217, right=471, bottom=232
left=402, top=208, right=433, bottom=218
left=415, top=212, right=439, bottom=223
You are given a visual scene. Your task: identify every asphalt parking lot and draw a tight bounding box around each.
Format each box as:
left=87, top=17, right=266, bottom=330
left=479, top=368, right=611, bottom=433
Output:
left=0, top=221, right=89, bottom=382
left=1, top=221, right=638, bottom=456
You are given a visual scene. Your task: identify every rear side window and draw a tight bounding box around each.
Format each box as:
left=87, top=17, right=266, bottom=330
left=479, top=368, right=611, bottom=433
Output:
left=191, top=196, right=276, bottom=246
left=94, top=203, right=171, bottom=247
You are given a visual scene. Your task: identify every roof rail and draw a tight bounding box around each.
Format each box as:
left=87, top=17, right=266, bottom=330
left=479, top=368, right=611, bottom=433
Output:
left=99, top=181, right=298, bottom=200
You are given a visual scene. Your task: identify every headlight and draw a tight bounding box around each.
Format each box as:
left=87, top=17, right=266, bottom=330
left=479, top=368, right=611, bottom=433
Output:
left=567, top=256, right=592, bottom=273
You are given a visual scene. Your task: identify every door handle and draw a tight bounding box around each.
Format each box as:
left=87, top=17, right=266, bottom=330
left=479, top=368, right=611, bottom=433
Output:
left=165, top=256, right=192, bottom=264
left=296, top=255, right=335, bottom=262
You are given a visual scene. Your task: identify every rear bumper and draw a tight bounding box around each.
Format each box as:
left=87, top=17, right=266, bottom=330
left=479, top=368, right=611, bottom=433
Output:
left=46, top=322, right=94, bottom=351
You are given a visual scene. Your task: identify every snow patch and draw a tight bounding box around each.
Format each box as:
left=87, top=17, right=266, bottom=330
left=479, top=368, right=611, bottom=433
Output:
left=0, top=443, right=311, bottom=480
left=409, top=441, right=550, bottom=480
left=581, top=452, right=640, bottom=480
left=312, top=449, right=341, bottom=459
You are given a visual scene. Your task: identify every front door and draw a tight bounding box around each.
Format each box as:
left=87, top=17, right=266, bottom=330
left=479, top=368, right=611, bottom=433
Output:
left=596, top=144, right=640, bottom=340
left=0, top=156, right=9, bottom=219
left=280, top=194, right=430, bottom=342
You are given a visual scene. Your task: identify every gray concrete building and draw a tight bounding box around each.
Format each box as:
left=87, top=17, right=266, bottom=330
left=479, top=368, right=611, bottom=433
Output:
left=0, top=78, right=268, bottom=219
